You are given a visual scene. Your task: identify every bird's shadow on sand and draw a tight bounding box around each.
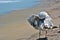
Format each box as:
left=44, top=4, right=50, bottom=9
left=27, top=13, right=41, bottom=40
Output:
left=37, top=37, right=48, bottom=40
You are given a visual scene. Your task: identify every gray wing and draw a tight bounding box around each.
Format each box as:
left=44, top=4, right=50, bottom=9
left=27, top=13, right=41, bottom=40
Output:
left=27, top=15, right=38, bottom=29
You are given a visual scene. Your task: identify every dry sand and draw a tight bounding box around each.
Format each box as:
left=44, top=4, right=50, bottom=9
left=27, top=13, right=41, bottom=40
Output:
left=0, top=0, right=60, bottom=40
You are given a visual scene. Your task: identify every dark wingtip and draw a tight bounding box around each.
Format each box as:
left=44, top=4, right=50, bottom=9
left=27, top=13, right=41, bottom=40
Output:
left=52, top=26, right=58, bottom=29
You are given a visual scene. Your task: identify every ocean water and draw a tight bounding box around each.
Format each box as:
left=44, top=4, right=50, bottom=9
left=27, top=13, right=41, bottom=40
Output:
left=0, top=0, right=40, bottom=15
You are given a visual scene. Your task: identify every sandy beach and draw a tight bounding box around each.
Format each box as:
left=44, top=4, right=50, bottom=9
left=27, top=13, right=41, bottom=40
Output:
left=0, top=0, right=60, bottom=40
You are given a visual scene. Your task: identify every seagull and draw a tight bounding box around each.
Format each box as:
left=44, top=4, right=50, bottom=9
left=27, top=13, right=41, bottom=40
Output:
left=27, top=11, right=57, bottom=38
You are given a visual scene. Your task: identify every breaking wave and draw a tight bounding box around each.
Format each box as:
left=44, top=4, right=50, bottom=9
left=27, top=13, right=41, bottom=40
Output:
left=0, top=1, right=20, bottom=3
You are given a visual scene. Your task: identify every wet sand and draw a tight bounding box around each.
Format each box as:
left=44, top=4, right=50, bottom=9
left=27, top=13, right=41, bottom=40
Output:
left=0, top=0, right=60, bottom=40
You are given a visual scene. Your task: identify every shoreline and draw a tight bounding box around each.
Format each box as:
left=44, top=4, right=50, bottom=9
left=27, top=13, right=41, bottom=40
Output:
left=0, top=0, right=60, bottom=40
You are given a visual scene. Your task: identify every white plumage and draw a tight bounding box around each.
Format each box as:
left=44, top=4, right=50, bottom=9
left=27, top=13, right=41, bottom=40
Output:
left=27, top=11, right=54, bottom=38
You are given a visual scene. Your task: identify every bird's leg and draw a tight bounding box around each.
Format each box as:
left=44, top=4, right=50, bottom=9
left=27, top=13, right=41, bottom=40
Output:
left=45, top=29, right=47, bottom=38
left=39, top=30, right=41, bottom=38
